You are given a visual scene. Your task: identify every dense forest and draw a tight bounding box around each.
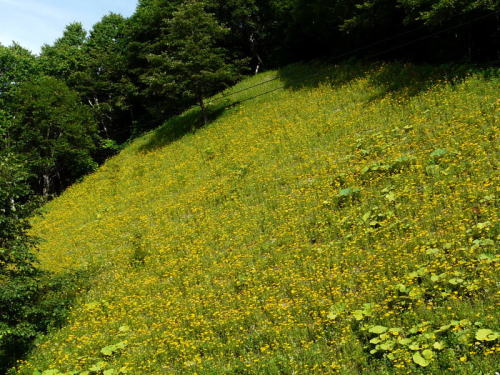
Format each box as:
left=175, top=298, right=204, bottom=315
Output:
left=0, top=0, right=499, bottom=371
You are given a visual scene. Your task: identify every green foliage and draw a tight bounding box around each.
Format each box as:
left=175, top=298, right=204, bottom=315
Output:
left=144, top=0, right=244, bottom=125
left=342, top=0, right=499, bottom=29
left=72, top=14, right=135, bottom=143
left=397, top=0, right=500, bottom=24
left=0, top=152, right=91, bottom=369
left=34, top=340, right=128, bottom=374
left=0, top=44, right=39, bottom=103
left=100, top=342, right=127, bottom=357
left=332, top=241, right=500, bottom=371
left=361, top=155, right=416, bottom=178
left=39, top=23, right=87, bottom=82
left=8, top=76, right=98, bottom=195
left=359, top=318, right=499, bottom=368
left=475, top=329, right=498, bottom=342
left=336, top=187, right=361, bottom=207
left=0, top=152, right=37, bottom=275
left=0, top=152, right=38, bottom=370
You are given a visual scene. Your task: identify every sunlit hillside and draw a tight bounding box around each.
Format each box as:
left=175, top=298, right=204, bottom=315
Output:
left=18, top=62, right=499, bottom=374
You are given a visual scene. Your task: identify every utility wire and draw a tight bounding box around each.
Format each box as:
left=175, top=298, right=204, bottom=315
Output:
left=211, top=18, right=438, bottom=102
left=208, top=10, right=499, bottom=106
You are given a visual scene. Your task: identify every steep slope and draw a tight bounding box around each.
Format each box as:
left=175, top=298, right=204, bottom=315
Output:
left=19, top=63, right=498, bottom=374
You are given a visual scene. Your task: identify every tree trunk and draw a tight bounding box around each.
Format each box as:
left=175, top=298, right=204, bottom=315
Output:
left=42, top=174, right=51, bottom=197
left=198, top=95, right=208, bottom=126
left=250, top=33, right=264, bottom=75
left=254, top=56, right=263, bottom=75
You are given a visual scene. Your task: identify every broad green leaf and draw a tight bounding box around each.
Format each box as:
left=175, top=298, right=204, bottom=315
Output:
left=396, top=284, right=408, bottom=293
left=101, top=345, right=116, bottom=356
left=398, top=337, right=412, bottom=345
left=476, top=221, right=491, bottom=230
left=409, top=268, right=426, bottom=278
left=101, top=341, right=127, bottom=356
left=478, top=253, right=495, bottom=262
left=433, top=341, right=444, bottom=350
left=430, top=148, right=447, bottom=159
left=89, top=362, right=108, bottom=372
left=457, top=332, right=472, bottom=344
left=368, top=325, right=388, bottom=334
left=475, top=329, right=498, bottom=341
left=408, top=343, right=420, bottom=351
left=448, top=278, right=464, bottom=285
left=379, top=341, right=395, bottom=351
left=389, top=328, right=402, bottom=334
left=422, top=349, right=435, bottom=360
left=426, top=248, right=440, bottom=255
left=362, top=303, right=374, bottom=310
left=385, top=192, right=396, bottom=202
left=339, top=188, right=358, bottom=197
left=352, top=310, right=364, bottom=321
left=327, top=303, right=346, bottom=320
left=436, top=324, right=451, bottom=333
left=423, top=332, right=436, bottom=340
left=413, top=352, right=430, bottom=367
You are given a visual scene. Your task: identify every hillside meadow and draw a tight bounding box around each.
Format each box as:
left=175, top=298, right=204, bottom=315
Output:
left=16, top=62, right=499, bottom=374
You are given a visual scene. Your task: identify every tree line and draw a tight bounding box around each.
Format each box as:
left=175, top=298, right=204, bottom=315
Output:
left=1, top=0, right=498, bottom=196
left=0, top=0, right=498, bottom=371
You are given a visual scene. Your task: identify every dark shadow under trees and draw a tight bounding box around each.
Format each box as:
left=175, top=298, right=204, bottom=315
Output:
left=139, top=102, right=230, bottom=153
left=0, top=269, right=94, bottom=374
left=139, top=60, right=499, bottom=154
left=279, top=60, right=500, bottom=101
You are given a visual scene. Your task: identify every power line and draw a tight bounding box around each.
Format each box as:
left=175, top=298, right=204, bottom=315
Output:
left=210, top=17, right=436, bottom=102
left=208, top=10, right=499, bottom=106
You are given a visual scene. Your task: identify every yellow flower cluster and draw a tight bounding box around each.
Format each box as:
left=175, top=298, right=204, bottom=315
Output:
left=18, top=63, right=499, bottom=374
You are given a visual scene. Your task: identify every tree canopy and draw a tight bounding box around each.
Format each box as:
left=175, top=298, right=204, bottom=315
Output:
left=8, top=76, right=98, bottom=196
left=145, top=0, right=243, bottom=124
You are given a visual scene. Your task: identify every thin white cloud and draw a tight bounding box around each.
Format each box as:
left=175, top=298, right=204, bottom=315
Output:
left=0, top=0, right=71, bottom=21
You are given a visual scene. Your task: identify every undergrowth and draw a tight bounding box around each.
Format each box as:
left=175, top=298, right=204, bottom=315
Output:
left=13, top=62, right=499, bottom=374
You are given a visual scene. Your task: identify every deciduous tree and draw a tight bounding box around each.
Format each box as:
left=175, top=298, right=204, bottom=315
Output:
left=8, top=77, right=98, bottom=195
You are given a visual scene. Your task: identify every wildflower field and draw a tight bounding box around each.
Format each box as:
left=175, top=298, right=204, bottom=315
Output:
left=18, top=62, right=499, bottom=374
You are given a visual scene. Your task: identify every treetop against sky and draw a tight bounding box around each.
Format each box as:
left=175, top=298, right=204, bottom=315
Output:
left=0, top=0, right=137, bottom=54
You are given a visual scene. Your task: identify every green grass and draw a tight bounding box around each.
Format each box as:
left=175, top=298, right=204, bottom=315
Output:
left=15, top=61, right=499, bottom=374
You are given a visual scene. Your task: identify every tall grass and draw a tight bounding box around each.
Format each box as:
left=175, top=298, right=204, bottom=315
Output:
left=16, top=62, right=499, bottom=374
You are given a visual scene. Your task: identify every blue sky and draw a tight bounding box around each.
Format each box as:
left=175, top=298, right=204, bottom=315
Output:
left=0, top=0, right=137, bottom=54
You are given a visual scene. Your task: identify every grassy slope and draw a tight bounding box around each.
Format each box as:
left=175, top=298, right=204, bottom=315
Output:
left=18, top=62, right=498, bottom=374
